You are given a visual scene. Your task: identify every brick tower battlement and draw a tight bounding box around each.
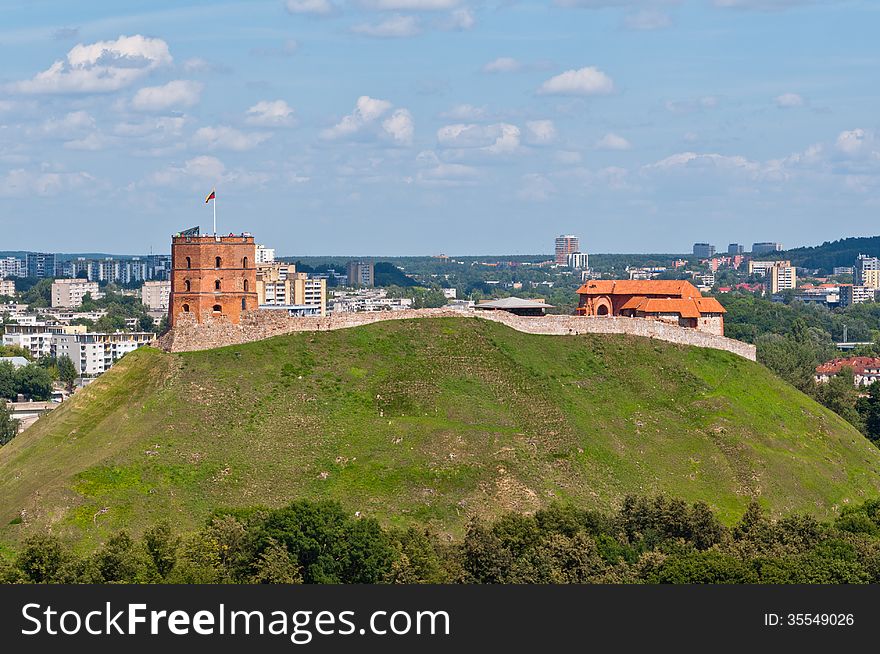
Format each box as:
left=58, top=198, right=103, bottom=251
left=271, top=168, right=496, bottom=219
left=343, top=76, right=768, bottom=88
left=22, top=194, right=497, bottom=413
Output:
left=169, top=232, right=258, bottom=326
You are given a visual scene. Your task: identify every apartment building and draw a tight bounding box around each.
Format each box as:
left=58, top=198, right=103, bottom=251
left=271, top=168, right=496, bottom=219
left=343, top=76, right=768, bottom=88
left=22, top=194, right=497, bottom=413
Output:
left=346, top=261, right=375, bottom=288
left=141, top=280, right=171, bottom=310
left=554, top=235, right=579, bottom=265
left=51, top=279, right=100, bottom=308
left=0, top=257, right=26, bottom=278
left=0, top=279, right=14, bottom=297
left=839, top=285, right=877, bottom=308
left=52, top=331, right=154, bottom=377
left=769, top=263, right=797, bottom=294
left=2, top=324, right=87, bottom=359
left=256, top=263, right=327, bottom=316
left=566, top=252, right=590, bottom=270
left=255, top=244, right=275, bottom=264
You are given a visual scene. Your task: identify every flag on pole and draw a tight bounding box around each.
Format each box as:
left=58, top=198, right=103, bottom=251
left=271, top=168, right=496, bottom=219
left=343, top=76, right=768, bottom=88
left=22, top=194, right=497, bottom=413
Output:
left=205, top=189, right=216, bottom=203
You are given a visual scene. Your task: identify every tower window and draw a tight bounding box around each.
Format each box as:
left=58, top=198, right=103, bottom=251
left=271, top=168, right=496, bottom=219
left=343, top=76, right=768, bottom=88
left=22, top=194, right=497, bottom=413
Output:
left=243, top=279, right=249, bottom=292
left=185, top=256, right=191, bottom=269
left=243, top=256, right=249, bottom=269
left=182, top=303, right=190, bottom=312
left=241, top=298, right=247, bottom=310
left=215, top=256, right=222, bottom=268
left=184, top=280, right=191, bottom=292
left=212, top=304, right=222, bottom=313
left=215, top=279, right=221, bottom=290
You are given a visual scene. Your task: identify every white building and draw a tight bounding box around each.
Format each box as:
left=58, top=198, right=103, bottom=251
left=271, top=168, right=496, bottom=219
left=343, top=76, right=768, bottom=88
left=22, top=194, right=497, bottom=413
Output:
left=51, top=279, right=100, bottom=308
left=255, top=244, right=276, bottom=264
left=567, top=251, right=590, bottom=270
left=0, top=257, right=26, bottom=278
left=141, top=280, right=171, bottom=310
left=839, top=285, right=876, bottom=308
left=0, top=279, right=14, bottom=297
left=52, top=331, right=154, bottom=377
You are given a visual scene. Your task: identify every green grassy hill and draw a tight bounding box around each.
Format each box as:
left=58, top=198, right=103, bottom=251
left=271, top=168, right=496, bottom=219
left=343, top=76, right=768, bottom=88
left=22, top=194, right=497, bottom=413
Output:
left=2, top=317, right=879, bottom=552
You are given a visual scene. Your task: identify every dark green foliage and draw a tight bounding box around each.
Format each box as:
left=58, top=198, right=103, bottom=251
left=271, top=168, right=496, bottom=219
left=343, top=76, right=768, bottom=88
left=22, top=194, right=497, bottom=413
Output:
left=6, top=497, right=880, bottom=584
left=374, top=262, right=417, bottom=287
left=0, top=401, right=18, bottom=446
left=56, top=355, right=77, bottom=392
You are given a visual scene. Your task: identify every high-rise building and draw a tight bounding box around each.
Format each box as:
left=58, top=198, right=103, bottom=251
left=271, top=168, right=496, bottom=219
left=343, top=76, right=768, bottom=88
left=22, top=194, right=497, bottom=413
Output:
left=255, top=244, right=275, bottom=264
left=347, top=261, right=375, bottom=288
left=839, top=285, right=877, bottom=308
left=168, top=228, right=258, bottom=326
left=752, top=242, right=783, bottom=255
left=855, top=254, right=880, bottom=287
left=768, top=263, right=797, bottom=295
left=51, top=279, right=100, bottom=308
left=0, top=279, right=15, bottom=297
left=255, top=263, right=326, bottom=316
left=141, top=280, right=172, bottom=310
left=554, top=235, right=579, bottom=265
left=567, top=252, right=589, bottom=270
left=693, top=243, right=715, bottom=258
left=0, top=257, right=26, bottom=278
left=727, top=243, right=744, bottom=255
left=26, top=252, right=56, bottom=278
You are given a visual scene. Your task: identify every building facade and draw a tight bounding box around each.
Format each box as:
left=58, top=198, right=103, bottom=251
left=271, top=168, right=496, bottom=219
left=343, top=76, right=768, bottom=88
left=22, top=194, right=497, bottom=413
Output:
left=693, top=243, right=715, bottom=258
left=26, top=252, right=56, bottom=278
left=768, top=263, right=797, bottom=294
left=554, top=235, right=579, bottom=265
left=51, top=279, right=100, bottom=308
left=0, top=279, right=14, bottom=297
left=752, top=242, right=783, bottom=255
left=0, top=257, right=26, bottom=278
left=727, top=243, right=745, bottom=255
left=141, top=280, right=171, bottom=310
left=347, top=261, right=375, bottom=288
left=53, top=331, right=154, bottom=377
left=255, top=244, right=275, bottom=264
left=816, top=357, right=880, bottom=387
left=575, top=279, right=726, bottom=336
left=255, top=263, right=327, bottom=316
left=168, top=231, right=258, bottom=326
left=839, top=284, right=876, bottom=308
left=566, top=251, right=590, bottom=270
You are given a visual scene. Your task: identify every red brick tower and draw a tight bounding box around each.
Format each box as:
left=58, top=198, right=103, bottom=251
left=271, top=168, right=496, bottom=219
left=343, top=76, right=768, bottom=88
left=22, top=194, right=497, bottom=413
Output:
left=169, top=230, right=258, bottom=326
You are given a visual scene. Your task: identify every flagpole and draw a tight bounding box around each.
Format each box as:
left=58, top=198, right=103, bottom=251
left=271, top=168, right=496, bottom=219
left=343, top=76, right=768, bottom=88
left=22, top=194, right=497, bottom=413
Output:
left=213, top=191, right=216, bottom=235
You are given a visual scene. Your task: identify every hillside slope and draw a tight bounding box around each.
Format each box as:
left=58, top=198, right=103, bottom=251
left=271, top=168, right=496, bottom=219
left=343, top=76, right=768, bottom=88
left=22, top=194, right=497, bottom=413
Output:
left=1, top=318, right=879, bottom=551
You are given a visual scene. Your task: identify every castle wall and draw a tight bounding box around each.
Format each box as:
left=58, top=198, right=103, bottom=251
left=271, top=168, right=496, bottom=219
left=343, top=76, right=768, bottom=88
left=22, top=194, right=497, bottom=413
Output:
left=156, top=308, right=757, bottom=361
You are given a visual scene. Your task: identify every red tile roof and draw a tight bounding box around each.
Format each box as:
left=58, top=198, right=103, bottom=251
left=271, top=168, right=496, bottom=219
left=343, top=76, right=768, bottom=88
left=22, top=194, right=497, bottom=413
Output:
left=576, top=279, right=702, bottom=298
left=816, top=357, right=880, bottom=375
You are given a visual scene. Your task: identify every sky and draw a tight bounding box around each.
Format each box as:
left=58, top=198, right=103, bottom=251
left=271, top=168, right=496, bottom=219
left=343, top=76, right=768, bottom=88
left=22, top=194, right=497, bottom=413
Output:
left=0, top=0, right=878, bottom=256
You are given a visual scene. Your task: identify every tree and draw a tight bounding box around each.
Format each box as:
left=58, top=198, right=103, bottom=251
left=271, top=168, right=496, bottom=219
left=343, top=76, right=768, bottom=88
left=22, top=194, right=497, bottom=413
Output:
left=14, top=365, right=53, bottom=401
left=0, top=361, right=17, bottom=400
left=0, top=401, right=19, bottom=446
left=816, top=367, right=862, bottom=428
left=56, top=355, right=77, bottom=393
left=857, top=381, right=880, bottom=445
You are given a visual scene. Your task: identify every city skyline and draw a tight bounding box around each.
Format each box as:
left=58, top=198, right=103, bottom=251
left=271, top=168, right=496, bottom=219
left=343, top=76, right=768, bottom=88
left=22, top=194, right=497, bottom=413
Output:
left=1, top=1, right=878, bottom=255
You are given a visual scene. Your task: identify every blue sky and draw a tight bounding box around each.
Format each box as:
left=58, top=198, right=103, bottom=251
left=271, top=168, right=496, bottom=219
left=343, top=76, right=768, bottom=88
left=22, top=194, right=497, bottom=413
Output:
left=0, top=0, right=878, bottom=256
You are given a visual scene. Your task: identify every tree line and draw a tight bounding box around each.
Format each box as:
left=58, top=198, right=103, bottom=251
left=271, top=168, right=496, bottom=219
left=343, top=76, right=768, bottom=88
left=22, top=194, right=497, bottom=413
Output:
left=4, top=496, right=880, bottom=584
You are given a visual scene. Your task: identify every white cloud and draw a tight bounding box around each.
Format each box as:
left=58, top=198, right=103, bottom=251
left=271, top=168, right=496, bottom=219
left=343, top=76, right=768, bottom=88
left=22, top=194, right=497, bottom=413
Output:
left=482, top=57, right=521, bottom=74
left=113, top=116, right=188, bottom=138
left=775, top=92, right=804, bottom=108
left=440, top=104, right=488, bottom=120
left=382, top=108, right=414, bottom=145
left=836, top=129, right=873, bottom=157
left=623, top=9, right=672, bottom=30
left=525, top=120, right=557, bottom=145
left=131, top=80, right=203, bottom=111
left=9, top=35, right=171, bottom=94
left=443, top=7, right=475, bottom=30
left=644, top=152, right=761, bottom=176
left=321, top=95, right=393, bottom=140
left=537, top=66, right=614, bottom=96
left=414, top=150, right=479, bottom=186
left=665, top=96, right=719, bottom=113
left=596, top=133, right=631, bottom=151
left=351, top=15, right=422, bottom=37
left=713, top=0, right=820, bottom=10
left=285, top=0, right=336, bottom=14
left=251, top=38, right=300, bottom=58
left=193, top=126, right=270, bottom=151
left=148, top=156, right=272, bottom=188
left=517, top=173, right=555, bottom=201
left=0, top=168, right=96, bottom=198
left=39, top=111, right=95, bottom=138
left=555, top=150, right=582, bottom=165
left=359, top=0, right=462, bottom=8
left=246, top=100, right=296, bottom=127
left=437, top=122, right=521, bottom=154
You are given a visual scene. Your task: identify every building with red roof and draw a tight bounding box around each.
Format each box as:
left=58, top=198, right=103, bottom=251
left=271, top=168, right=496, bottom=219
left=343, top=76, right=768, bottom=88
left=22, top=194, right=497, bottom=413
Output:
left=815, top=357, right=880, bottom=387
left=575, top=279, right=726, bottom=336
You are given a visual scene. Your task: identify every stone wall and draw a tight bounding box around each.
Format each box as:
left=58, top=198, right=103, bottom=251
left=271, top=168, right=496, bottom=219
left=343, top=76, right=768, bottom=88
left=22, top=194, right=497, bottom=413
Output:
left=157, top=308, right=756, bottom=361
